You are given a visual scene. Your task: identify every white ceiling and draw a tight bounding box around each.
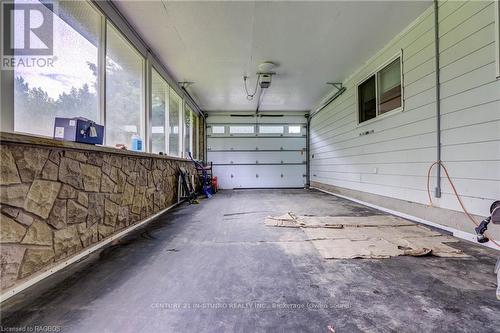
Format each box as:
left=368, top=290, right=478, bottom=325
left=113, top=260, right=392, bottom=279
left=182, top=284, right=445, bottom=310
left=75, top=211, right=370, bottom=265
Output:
left=114, top=1, right=431, bottom=112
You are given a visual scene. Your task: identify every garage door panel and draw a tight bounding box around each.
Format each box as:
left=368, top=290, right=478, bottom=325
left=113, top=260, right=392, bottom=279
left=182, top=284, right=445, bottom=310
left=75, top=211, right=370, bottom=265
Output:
left=213, top=165, right=305, bottom=188
left=207, top=137, right=306, bottom=151
left=213, top=165, right=236, bottom=189
left=207, top=115, right=307, bottom=189
left=207, top=151, right=305, bottom=164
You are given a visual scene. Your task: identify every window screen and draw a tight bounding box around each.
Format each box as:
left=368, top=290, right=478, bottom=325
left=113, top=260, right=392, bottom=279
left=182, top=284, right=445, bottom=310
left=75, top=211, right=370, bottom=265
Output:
left=184, top=105, right=193, bottom=157
left=193, top=113, right=199, bottom=159
left=378, top=58, right=402, bottom=114
left=151, top=69, right=168, bottom=154
left=14, top=0, right=101, bottom=137
left=169, top=89, right=181, bottom=156
left=106, top=23, right=145, bottom=149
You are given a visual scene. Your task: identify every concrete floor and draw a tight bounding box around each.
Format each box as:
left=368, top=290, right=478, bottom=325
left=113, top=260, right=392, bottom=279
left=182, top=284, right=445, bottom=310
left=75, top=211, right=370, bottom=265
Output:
left=1, top=189, right=499, bottom=332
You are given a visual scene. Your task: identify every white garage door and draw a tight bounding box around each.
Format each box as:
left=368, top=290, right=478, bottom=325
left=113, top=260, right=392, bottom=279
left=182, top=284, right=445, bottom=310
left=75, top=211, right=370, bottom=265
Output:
left=207, top=113, right=307, bottom=189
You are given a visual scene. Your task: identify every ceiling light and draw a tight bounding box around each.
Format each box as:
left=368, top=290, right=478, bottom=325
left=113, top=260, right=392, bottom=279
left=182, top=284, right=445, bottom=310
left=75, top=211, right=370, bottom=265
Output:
left=257, top=62, right=277, bottom=74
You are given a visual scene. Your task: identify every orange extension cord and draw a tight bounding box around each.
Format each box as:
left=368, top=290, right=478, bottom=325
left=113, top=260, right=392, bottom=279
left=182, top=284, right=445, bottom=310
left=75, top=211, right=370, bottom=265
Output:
left=427, top=161, right=499, bottom=247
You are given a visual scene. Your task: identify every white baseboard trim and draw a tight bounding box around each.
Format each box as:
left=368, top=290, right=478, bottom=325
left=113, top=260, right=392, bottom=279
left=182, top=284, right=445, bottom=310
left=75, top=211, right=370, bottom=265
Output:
left=311, top=187, right=500, bottom=252
left=0, top=201, right=182, bottom=303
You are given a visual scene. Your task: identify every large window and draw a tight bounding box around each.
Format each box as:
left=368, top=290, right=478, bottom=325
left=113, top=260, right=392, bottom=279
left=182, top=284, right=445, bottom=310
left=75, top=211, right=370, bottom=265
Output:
left=151, top=69, right=168, bottom=154
left=183, top=104, right=194, bottom=157
left=193, top=113, right=200, bottom=159
left=14, top=0, right=101, bottom=136
left=358, top=56, right=402, bottom=124
left=169, top=89, right=182, bottom=156
left=105, top=23, right=145, bottom=149
left=9, top=0, right=200, bottom=159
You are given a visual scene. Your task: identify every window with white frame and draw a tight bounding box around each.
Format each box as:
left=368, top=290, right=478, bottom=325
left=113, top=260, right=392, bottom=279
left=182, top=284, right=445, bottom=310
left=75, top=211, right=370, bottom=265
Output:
left=105, top=22, right=145, bottom=149
left=193, top=112, right=200, bottom=159
left=168, top=89, right=182, bottom=157
left=183, top=104, right=194, bottom=157
left=151, top=68, right=169, bottom=154
left=358, top=56, right=402, bottom=124
left=13, top=0, right=101, bottom=137
left=8, top=0, right=201, bottom=158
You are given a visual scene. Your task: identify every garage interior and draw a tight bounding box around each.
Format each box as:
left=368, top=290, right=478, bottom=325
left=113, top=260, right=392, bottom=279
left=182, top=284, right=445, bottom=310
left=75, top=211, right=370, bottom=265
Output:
left=0, top=0, right=499, bottom=332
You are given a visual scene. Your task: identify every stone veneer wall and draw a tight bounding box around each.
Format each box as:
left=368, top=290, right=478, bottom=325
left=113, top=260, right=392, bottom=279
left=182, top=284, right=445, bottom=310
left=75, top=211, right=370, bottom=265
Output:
left=0, top=138, right=196, bottom=291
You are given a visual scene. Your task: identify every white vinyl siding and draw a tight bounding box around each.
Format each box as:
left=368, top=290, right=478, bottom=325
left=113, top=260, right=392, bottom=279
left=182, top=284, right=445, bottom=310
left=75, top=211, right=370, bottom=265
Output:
left=496, top=0, right=500, bottom=77
left=310, top=0, right=500, bottom=219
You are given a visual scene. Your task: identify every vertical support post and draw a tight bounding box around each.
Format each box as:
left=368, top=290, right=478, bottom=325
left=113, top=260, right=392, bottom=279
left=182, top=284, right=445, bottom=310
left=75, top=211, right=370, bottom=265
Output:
left=434, top=0, right=442, bottom=198
left=495, top=0, right=500, bottom=79
left=305, top=114, right=310, bottom=189
left=165, top=80, right=170, bottom=156
left=179, top=100, right=184, bottom=158
left=1, top=3, right=15, bottom=133
left=145, top=55, right=152, bottom=153
left=0, top=68, right=14, bottom=132
left=204, top=115, right=208, bottom=162
left=98, top=15, right=107, bottom=144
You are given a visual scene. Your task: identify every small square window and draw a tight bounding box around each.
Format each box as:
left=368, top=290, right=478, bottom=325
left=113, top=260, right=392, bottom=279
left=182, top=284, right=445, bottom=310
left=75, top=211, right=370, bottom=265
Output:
left=288, top=126, right=301, bottom=134
left=357, top=56, right=402, bottom=124
left=211, top=126, right=225, bottom=134
left=259, top=125, right=284, bottom=134
left=230, top=126, right=254, bottom=134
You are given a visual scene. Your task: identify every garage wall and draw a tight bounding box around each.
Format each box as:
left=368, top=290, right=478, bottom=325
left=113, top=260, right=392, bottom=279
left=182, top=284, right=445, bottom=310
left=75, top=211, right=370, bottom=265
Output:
left=207, top=112, right=307, bottom=189
left=310, top=1, right=500, bottom=235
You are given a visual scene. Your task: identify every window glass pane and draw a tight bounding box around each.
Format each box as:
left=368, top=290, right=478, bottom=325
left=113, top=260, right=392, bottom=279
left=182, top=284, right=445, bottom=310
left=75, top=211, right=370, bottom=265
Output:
left=14, top=0, right=101, bottom=137
left=193, top=113, right=199, bottom=159
left=106, top=23, right=145, bottom=149
left=169, top=89, right=181, bottom=156
left=211, top=126, right=225, bottom=134
left=358, top=75, right=376, bottom=123
left=259, top=125, right=284, bottom=134
left=184, top=104, right=193, bottom=157
left=288, top=125, right=301, bottom=134
left=378, top=58, right=401, bottom=114
left=230, top=126, right=254, bottom=134
left=151, top=69, right=168, bottom=154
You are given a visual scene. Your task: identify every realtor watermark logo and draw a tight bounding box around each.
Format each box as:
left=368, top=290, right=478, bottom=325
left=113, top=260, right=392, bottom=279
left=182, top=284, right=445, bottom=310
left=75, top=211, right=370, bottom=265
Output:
left=1, top=1, right=55, bottom=69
